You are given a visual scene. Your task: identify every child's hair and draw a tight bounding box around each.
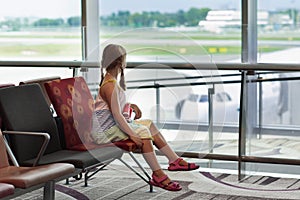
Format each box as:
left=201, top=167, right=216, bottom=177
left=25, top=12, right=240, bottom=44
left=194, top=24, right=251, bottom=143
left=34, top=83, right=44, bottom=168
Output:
left=100, top=44, right=127, bottom=90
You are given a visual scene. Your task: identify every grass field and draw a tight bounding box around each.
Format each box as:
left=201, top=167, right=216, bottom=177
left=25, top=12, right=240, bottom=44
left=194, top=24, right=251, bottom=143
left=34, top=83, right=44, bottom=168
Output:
left=0, top=28, right=296, bottom=59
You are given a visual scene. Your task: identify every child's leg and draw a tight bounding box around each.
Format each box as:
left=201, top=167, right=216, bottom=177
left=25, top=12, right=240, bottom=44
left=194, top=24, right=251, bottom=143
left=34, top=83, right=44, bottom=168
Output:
left=141, top=139, right=173, bottom=184
left=149, top=122, right=191, bottom=166
left=141, top=139, right=161, bottom=171
left=131, top=120, right=178, bottom=163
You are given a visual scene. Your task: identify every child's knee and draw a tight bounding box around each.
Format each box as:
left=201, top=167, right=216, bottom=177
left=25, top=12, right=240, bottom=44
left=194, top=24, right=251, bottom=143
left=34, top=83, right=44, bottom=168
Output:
left=142, top=139, right=154, bottom=151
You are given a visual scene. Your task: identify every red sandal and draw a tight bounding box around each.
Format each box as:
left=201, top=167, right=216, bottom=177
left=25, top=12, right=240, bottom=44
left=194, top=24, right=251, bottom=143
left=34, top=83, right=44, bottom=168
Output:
left=149, top=174, right=182, bottom=191
left=168, top=158, right=199, bottom=171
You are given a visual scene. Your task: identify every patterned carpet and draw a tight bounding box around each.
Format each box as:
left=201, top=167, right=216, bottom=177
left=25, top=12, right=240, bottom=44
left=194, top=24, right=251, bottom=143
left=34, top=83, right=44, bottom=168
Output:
left=10, top=163, right=300, bottom=200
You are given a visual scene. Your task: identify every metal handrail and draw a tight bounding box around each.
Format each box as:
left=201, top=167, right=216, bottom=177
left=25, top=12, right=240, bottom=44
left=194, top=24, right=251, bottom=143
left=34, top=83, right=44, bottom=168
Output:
left=1, top=61, right=300, bottom=71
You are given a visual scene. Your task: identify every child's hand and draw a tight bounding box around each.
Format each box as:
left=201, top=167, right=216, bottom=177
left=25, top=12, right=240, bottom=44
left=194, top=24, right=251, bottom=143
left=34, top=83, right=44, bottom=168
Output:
left=130, top=104, right=142, bottom=119
left=129, top=135, right=143, bottom=149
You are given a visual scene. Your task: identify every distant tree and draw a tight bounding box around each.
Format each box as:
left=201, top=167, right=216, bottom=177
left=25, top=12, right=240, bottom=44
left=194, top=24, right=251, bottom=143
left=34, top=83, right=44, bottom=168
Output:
left=100, top=7, right=211, bottom=28
left=185, top=7, right=210, bottom=26
left=164, top=13, right=178, bottom=27
left=288, top=9, right=298, bottom=26
left=130, top=13, right=142, bottom=27
left=33, top=18, right=65, bottom=27
left=117, top=11, right=130, bottom=26
left=54, top=18, right=64, bottom=26
left=1, top=18, right=22, bottom=31
left=22, top=17, right=30, bottom=27
left=67, top=16, right=81, bottom=26
left=176, top=10, right=186, bottom=25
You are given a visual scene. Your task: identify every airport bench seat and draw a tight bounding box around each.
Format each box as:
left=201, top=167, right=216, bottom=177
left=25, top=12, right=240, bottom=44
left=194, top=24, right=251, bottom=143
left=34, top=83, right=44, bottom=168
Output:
left=0, top=163, right=75, bottom=189
left=0, top=129, right=75, bottom=200
left=0, top=84, right=123, bottom=187
left=0, top=183, right=14, bottom=199
left=44, top=77, right=151, bottom=190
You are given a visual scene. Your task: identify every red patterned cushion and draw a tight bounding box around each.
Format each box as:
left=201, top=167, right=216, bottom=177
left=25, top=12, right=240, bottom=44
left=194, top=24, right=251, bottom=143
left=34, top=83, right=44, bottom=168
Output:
left=45, top=77, right=137, bottom=152
left=71, top=140, right=137, bottom=152
left=45, top=77, right=95, bottom=151
left=98, top=139, right=137, bottom=152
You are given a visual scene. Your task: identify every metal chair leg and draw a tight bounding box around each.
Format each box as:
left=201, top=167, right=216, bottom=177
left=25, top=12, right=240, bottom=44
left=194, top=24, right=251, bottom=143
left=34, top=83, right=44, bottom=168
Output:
left=119, top=153, right=153, bottom=192
left=44, top=181, right=55, bottom=200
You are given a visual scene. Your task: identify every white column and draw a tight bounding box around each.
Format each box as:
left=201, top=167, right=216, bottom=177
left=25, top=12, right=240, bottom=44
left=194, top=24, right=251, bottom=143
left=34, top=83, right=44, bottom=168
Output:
left=79, top=0, right=100, bottom=96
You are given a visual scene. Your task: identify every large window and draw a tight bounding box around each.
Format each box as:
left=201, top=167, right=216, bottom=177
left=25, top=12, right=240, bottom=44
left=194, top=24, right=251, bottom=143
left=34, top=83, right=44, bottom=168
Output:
left=0, top=0, right=81, bottom=84
left=258, top=0, right=300, bottom=64
left=99, top=0, right=242, bottom=63
left=0, top=0, right=81, bottom=61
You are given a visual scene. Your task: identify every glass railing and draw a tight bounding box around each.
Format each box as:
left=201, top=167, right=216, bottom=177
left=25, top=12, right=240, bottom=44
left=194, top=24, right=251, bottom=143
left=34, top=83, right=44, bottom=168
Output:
left=1, top=61, right=300, bottom=177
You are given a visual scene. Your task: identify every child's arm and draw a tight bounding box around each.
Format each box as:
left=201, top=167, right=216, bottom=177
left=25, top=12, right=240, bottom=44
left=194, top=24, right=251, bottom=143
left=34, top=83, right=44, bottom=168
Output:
left=130, top=103, right=142, bottom=119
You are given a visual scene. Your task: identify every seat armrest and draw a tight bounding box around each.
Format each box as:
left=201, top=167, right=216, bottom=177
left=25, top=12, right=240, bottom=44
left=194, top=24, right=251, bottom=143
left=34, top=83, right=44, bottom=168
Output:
left=2, top=131, right=50, bottom=167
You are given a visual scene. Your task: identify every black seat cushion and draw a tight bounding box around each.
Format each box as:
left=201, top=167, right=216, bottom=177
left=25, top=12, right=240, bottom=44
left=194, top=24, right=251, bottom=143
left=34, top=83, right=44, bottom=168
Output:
left=22, top=147, right=123, bottom=169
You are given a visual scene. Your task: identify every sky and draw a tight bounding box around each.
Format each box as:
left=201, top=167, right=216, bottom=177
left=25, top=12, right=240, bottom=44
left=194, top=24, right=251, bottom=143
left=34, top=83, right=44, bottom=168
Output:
left=1, top=0, right=300, bottom=18
left=0, top=0, right=80, bottom=18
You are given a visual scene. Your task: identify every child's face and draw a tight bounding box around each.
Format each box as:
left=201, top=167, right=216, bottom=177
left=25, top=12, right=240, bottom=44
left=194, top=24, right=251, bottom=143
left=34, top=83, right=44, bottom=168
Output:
left=121, top=56, right=127, bottom=69
left=117, top=56, right=126, bottom=74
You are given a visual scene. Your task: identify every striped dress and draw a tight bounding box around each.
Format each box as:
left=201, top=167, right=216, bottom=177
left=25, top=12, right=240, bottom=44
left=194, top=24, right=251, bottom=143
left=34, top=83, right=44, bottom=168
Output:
left=91, top=79, right=152, bottom=144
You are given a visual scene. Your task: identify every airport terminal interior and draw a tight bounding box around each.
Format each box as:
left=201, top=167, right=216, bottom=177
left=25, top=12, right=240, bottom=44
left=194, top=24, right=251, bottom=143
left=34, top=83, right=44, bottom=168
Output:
left=1, top=0, right=300, bottom=199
